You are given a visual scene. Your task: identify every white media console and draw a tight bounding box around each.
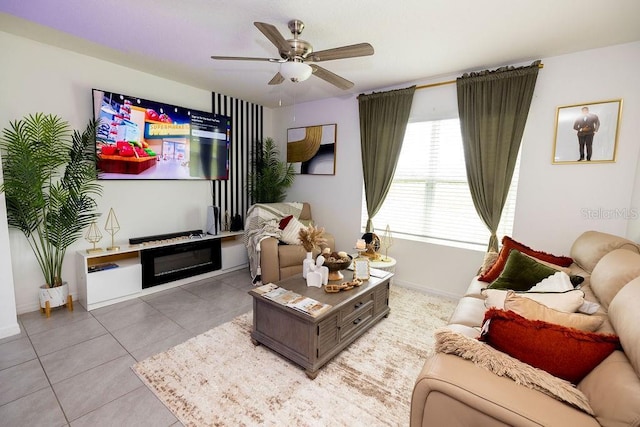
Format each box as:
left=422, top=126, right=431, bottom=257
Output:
left=76, top=230, right=247, bottom=311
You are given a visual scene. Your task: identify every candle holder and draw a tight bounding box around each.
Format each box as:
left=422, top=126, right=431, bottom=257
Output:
left=85, top=221, right=103, bottom=254
left=104, top=208, right=121, bottom=251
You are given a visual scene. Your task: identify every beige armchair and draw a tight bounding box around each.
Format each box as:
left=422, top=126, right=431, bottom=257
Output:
left=258, top=202, right=334, bottom=284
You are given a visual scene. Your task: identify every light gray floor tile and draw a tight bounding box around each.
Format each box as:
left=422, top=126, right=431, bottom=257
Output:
left=181, top=280, right=242, bottom=302
left=181, top=305, right=250, bottom=336
left=0, top=386, right=67, bottom=427
left=142, top=288, right=204, bottom=312
left=40, top=334, right=128, bottom=384
left=92, top=299, right=160, bottom=332
left=29, top=317, right=107, bottom=357
left=129, top=330, right=194, bottom=362
left=19, top=303, right=92, bottom=336
left=53, top=354, right=142, bottom=421
left=109, top=313, right=186, bottom=353
left=139, top=287, right=182, bottom=302
left=90, top=297, right=144, bottom=316
left=219, top=268, right=253, bottom=289
left=3, top=267, right=251, bottom=423
left=0, top=337, right=37, bottom=370
left=0, top=359, right=49, bottom=406
left=70, top=385, right=177, bottom=427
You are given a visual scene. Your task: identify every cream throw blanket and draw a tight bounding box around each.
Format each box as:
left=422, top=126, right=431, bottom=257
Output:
left=434, top=328, right=594, bottom=415
left=244, top=202, right=303, bottom=284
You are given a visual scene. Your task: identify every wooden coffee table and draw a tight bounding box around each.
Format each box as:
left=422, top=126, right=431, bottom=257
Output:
left=248, top=269, right=392, bottom=379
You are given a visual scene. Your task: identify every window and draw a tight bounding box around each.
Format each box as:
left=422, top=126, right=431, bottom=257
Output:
left=362, top=118, right=520, bottom=247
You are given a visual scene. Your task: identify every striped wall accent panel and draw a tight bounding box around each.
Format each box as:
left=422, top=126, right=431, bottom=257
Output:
left=211, top=92, right=263, bottom=226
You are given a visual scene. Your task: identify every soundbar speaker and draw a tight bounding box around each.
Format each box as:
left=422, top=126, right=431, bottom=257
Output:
left=206, top=206, right=220, bottom=235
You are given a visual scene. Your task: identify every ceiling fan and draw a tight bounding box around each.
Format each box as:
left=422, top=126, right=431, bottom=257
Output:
left=211, top=19, right=374, bottom=90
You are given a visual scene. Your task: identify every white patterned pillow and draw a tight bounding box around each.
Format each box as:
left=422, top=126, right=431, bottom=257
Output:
left=280, top=216, right=305, bottom=245
left=482, top=288, right=585, bottom=313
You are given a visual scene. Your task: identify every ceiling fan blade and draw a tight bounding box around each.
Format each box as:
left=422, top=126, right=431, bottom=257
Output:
left=211, top=55, right=284, bottom=62
left=268, top=72, right=284, bottom=85
left=254, top=22, right=291, bottom=54
left=310, top=64, right=354, bottom=90
left=309, top=43, right=374, bottom=62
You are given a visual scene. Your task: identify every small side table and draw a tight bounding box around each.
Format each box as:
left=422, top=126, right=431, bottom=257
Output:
left=369, top=256, right=396, bottom=282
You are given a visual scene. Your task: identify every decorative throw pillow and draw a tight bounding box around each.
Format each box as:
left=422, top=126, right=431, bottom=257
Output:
left=279, top=215, right=294, bottom=230
left=479, top=250, right=499, bottom=275
left=482, top=288, right=585, bottom=313
left=479, top=236, right=573, bottom=283
left=280, top=216, right=306, bottom=245
left=489, top=250, right=559, bottom=291
left=503, top=292, right=604, bottom=332
left=528, top=271, right=575, bottom=292
left=480, top=308, right=619, bottom=384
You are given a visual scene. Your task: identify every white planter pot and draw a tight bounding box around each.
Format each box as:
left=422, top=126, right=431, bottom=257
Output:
left=39, top=282, right=72, bottom=317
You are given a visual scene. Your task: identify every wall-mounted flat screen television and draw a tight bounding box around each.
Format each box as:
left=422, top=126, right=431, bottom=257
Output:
left=92, top=89, right=231, bottom=180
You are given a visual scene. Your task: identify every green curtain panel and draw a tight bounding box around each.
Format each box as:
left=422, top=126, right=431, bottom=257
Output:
left=358, top=86, right=415, bottom=232
left=457, top=61, right=540, bottom=251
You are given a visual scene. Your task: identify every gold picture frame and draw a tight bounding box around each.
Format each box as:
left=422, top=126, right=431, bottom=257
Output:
left=287, top=124, right=337, bottom=175
left=353, top=258, right=370, bottom=281
left=552, top=99, right=622, bottom=164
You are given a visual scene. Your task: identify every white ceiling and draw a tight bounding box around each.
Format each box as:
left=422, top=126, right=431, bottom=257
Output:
left=1, top=0, right=640, bottom=108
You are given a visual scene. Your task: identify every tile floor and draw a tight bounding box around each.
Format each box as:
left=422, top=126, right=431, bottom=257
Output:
left=0, top=268, right=254, bottom=427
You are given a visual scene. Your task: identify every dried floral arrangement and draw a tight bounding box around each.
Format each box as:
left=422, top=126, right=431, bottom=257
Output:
left=298, top=225, right=327, bottom=252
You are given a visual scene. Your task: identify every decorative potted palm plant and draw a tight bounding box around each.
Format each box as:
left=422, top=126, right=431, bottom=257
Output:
left=0, top=113, right=102, bottom=314
left=248, top=137, right=295, bottom=203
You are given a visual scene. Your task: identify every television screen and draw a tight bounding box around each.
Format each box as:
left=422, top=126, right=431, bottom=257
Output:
left=92, top=89, right=231, bottom=180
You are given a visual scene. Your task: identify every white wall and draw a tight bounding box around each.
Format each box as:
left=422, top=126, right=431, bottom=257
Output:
left=0, top=31, right=249, bottom=316
left=0, top=157, right=19, bottom=339
left=514, top=41, right=640, bottom=254
left=272, top=41, right=640, bottom=298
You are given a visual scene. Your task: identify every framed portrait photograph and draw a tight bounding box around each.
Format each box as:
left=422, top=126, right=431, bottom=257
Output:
left=287, top=123, right=336, bottom=175
left=552, top=99, right=622, bottom=164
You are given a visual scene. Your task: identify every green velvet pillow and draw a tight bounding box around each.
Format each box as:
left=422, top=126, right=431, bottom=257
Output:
left=489, top=249, right=559, bottom=291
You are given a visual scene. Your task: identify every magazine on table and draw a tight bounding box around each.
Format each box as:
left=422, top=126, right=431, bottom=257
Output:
left=253, top=283, right=279, bottom=295
left=263, top=287, right=301, bottom=305
left=287, top=296, right=332, bottom=318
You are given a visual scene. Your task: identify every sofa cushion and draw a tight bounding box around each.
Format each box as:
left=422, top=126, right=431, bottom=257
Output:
left=479, top=236, right=573, bottom=283
left=488, top=250, right=559, bottom=291
left=480, top=308, right=620, bottom=384
left=577, top=351, right=640, bottom=427
left=483, top=288, right=585, bottom=313
left=590, top=248, right=640, bottom=310
left=448, top=296, right=487, bottom=328
left=503, top=293, right=604, bottom=332
left=570, top=230, right=640, bottom=274
left=608, top=276, right=640, bottom=376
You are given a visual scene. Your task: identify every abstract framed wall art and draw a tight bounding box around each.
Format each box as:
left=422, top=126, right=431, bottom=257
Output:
left=287, top=124, right=337, bottom=175
left=552, top=99, right=622, bottom=164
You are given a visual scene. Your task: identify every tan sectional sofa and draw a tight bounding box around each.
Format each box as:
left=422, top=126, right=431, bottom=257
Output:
left=411, top=231, right=640, bottom=427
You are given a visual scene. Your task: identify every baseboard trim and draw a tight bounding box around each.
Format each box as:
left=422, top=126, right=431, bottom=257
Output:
left=392, top=279, right=461, bottom=301
left=0, top=322, right=21, bottom=340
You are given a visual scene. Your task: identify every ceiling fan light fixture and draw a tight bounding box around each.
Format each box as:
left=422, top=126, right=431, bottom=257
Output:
left=280, top=61, right=312, bottom=82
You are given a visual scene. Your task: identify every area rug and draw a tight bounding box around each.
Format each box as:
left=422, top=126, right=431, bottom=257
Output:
left=132, top=286, right=456, bottom=426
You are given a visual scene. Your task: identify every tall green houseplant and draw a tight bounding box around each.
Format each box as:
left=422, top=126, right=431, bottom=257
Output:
left=0, top=113, right=102, bottom=288
left=248, top=137, right=295, bottom=203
